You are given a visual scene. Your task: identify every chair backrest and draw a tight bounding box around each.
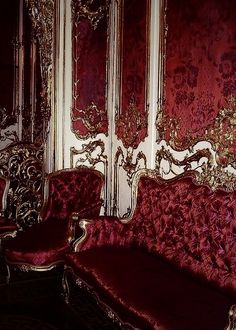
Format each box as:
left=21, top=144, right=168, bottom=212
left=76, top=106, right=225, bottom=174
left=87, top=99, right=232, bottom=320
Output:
left=0, top=142, right=44, bottom=229
left=0, top=175, right=9, bottom=218
left=41, top=167, right=104, bottom=222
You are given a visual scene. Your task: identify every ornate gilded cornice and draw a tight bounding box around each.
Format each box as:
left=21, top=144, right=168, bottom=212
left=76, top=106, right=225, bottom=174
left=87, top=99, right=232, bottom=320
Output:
left=25, top=0, right=55, bottom=141
left=71, top=0, right=110, bottom=29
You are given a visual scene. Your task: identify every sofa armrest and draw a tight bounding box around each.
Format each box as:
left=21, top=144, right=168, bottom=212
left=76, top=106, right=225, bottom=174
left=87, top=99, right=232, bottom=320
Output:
left=72, top=216, right=132, bottom=252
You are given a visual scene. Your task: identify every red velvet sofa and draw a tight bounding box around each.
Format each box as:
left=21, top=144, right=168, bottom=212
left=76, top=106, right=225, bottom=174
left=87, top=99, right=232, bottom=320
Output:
left=63, top=169, right=236, bottom=330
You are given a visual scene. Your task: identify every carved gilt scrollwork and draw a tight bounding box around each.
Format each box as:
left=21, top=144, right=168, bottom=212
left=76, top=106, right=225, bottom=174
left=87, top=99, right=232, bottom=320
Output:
left=70, top=140, right=108, bottom=215
left=155, top=146, right=214, bottom=176
left=115, top=96, right=148, bottom=149
left=113, top=146, right=147, bottom=217
left=25, top=0, right=55, bottom=141
left=206, top=96, right=236, bottom=167
left=0, top=143, right=44, bottom=229
left=72, top=0, right=110, bottom=29
left=155, top=145, right=236, bottom=191
left=157, top=96, right=236, bottom=169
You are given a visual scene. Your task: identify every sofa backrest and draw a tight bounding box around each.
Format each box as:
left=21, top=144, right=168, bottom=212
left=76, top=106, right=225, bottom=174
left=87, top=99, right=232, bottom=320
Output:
left=128, top=169, right=236, bottom=294
left=41, top=167, right=104, bottom=222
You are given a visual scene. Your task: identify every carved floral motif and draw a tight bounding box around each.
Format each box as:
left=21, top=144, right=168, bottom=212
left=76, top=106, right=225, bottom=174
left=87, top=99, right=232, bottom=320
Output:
left=115, top=97, right=148, bottom=149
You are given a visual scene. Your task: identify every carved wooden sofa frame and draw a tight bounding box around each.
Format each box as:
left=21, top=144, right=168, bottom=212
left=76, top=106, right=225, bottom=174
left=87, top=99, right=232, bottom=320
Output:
left=63, top=167, right=236, bottom=330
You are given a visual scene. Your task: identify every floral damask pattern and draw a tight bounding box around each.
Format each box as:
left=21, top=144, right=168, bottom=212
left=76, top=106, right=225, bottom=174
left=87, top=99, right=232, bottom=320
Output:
left=159, top=0, right=236, bottom=151
left=71, top=0, right=109, bottom=139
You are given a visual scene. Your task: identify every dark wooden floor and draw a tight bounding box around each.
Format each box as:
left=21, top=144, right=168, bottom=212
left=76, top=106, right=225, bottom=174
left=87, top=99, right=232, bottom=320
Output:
left=0, top=259, right=121, bottom=330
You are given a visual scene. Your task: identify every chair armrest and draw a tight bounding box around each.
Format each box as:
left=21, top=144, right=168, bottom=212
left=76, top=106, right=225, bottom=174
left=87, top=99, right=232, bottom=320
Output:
left=72, top=215, right=131, bottom=252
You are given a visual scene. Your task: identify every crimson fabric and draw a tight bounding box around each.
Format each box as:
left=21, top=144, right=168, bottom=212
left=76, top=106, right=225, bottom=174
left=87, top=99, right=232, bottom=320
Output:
left=163, top=0, right=236, bottom=149
left=4, top=217, right=71, bottom=266
left=42, top=169, right=103, bottom=222
left=79, top=174, right=236, bottom=295
left=66, top=248, right=233, bottom=330
left=116, top=0, right=149, bottom=149
left=72, top=2, right=108, bottom=138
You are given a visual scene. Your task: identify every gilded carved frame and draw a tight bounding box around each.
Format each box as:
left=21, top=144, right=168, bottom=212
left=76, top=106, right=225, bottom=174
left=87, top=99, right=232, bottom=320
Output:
left=115, top=0, right=150, bottom=150
left=71, top=0, right=110, bottom=140
left=25, top=0, right=55, bottom=142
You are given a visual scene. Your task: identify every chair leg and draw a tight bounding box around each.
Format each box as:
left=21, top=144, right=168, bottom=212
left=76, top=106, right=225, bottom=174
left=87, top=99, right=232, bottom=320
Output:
left=226, top=305, right=236, bottom=330
left=62, top=268, right=70, bottom=304
left=6, top=264, right=11, bottom=284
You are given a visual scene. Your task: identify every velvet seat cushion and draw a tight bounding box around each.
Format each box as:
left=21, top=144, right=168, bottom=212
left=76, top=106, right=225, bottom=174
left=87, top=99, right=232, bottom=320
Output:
left=65, top=247, right=235, bottom=330
left=4, top=217, right=72, bottom=266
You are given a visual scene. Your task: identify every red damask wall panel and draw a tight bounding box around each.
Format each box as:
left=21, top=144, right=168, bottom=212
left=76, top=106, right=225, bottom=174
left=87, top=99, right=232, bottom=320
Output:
left=116, top=0, right=149, bottom=149
left=161, top=0, right=236, bottom=151
left=71, top=1, right=109, bottom=139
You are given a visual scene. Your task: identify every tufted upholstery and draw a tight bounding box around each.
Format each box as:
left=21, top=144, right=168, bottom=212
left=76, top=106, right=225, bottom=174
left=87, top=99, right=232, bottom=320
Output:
left=78, top=174, right=236, bottom=293
left=64, top=169, right=236, bottom=330
left=41, top=167, right=104, bottom=222
left=4, top=167, right=104, bottom=271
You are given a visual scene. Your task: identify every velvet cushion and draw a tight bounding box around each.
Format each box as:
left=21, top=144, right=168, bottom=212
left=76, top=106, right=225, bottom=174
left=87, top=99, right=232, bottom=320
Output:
left=4, top=217, right=72, bottom=266
left=65, top=248, right=235, bottom=330
left=79, top=175, right=236, bottom=294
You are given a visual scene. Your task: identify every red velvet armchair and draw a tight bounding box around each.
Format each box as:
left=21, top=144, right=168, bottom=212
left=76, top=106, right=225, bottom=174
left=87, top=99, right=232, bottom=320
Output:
left=3, top=167, right=104, bottom=281
left=0, top=175, right=17, bottom=247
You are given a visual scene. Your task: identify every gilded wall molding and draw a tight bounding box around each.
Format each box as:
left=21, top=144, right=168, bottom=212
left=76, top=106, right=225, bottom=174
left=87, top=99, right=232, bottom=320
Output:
left=71, top=0, right=109, bottom=140
left=70, top=140, right=108, bottom=215
left=115, top=0, right=150, bottom=150
left=71, top=0, right=110, bottom=29
left=115, top=97, right=148, bottom=149
left=113, top=146, right=147, bottom=217
left=155, top=145, right=236, bottom=191
left=155, top=146, right=214, bottom=176
left=25, top=0, right=55, bottom=141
